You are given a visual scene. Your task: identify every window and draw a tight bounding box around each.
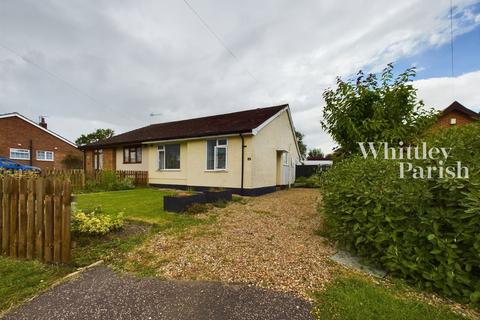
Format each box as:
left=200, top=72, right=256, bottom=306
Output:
left=123, top=146, right=142, bottom=163
left=10, top=148, right=30, bottom=160
left=206, top=139, right=227, bottom=170
left=93, top=149, right=103, bottom=170
left=36, top=150, right=54, bottom=161
left=450, top=118, right=457, bottom=125
left=158, top=144, right=180, bottom=170
left=283, top=152, right=289, bottom=165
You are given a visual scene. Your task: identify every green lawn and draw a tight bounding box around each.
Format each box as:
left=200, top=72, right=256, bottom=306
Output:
left=76, top=188, right=175, bottom=224
left=312, top=276, right=466, bottom=320
left=73, top=188, right=216, bottom=268
left=0, top=257, right=71, bottom=313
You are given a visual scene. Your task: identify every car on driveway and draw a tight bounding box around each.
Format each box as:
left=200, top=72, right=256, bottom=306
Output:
left=0, top=157, right=41, bottom=172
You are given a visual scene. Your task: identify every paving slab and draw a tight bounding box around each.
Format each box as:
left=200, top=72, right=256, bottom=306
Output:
left=330, top=250, right=387, bottom=278
left=3, top=267, right=314, bottom=320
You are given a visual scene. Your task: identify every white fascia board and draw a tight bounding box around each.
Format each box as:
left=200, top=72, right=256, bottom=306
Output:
left=251, top=105, right=301, bottom=158
left=0, top=113, right=77, bottom=147
left=251, top=107, right=288, bottom=135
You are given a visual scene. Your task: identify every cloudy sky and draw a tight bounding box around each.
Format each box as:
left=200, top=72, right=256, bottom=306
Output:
left=0, top=0, right=479, bottom=152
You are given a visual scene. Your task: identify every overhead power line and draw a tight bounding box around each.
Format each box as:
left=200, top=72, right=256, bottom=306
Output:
left=181, top=0, right=274, bottom=103
left=450, top=0, right=454, bottom=78
left=0, top=42, right=131, bottom=119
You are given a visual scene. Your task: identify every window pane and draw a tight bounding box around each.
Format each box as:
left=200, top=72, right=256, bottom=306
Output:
left=165, top=144, right=180, bottom=169
left=130, top=150, right=136, bottom=162
left=217, top=139, right=227, bottom=146
left=11, top=149, right=30, bottom=160
left=206, top=140, right=216, bottom=170
left=46, top=152, right=53, bottom=160
left=136, top=147, right=142, bottom=162
left=216, top=146, right=226, bottom=169
left=158, top=151, right=165, bottom=170
left=124, top=148, right=129, bottom=162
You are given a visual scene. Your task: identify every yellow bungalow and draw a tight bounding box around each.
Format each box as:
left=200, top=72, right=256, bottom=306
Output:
left=82, top=104, right=300, bottom=196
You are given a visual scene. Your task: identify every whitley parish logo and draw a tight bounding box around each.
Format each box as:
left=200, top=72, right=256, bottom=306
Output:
left=358, top=142, right=469, bottom=179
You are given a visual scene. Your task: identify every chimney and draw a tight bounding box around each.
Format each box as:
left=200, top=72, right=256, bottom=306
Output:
left=39, top=116, right=47, bottom=129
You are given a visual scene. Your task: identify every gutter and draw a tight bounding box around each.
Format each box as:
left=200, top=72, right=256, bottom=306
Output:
left=240, top=134, right=245, bottom=195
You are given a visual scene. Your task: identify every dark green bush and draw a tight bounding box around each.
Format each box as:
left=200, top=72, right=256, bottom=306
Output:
left=295, top=172, right=324, bottom=188
left=321, top=124, right=480, bottom=303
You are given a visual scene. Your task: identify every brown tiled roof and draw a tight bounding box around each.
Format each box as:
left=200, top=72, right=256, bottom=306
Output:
left=441, top=101, right=479, bottom=119
left=84, top=104, right=288, bottom=148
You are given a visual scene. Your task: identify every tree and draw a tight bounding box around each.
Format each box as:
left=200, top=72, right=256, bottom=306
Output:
left=75, top=128, right=115, bottom=146
left=295, top=130, right=307, bottom=159
left=308, top=148, right=324, bottom=159
left=321, top=64, right=437, bottom=155
left=61, top=153, right=83, bottom=169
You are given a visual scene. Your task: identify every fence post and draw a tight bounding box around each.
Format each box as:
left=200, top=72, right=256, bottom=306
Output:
left=26, top=179, right=35, bottom=259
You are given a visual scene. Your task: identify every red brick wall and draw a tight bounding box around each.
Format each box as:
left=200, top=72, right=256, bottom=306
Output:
left=431, top=110, right=476, bottom=131
left=0, top=116, right=82, bottom=170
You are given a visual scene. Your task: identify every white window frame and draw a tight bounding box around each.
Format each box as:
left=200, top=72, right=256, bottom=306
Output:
left=450, top=118, right=457, bottom=125
left=206, top=139, right=228, bottom=171
left=36, top=150, right=54, bottom=162
left=158, top=144, right=181, bottom=171
left=10, top=148, right=30, bottom=160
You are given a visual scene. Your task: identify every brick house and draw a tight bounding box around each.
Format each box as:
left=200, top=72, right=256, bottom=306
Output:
left=431, top=101, right=479, bottom=130
left=0, top=113, right=82, bottom=170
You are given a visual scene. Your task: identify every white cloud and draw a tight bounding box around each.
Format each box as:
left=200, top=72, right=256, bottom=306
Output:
left=0, top=0, right=478, bottom=152
left=414, top=70, right=480, bottom=111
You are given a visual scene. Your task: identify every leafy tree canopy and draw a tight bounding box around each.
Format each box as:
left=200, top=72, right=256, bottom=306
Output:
left=75, top=128, right=115, bottom=146
left=295, top=130, right=307, bottom=159
left=308, top=148, right=324, bottom=159
left=321, top=64, right=437, bottom=155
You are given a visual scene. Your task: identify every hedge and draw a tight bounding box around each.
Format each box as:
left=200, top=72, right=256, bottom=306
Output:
left=321, top=124, right=480, bottom=303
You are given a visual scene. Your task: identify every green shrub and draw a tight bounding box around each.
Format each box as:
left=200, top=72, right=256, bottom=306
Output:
left=295, top=173, right=323, bottom=188
left=321, top=124, right=480, bottom=303
left=231, top=195, right=247, bottom=204
left=72, top=207, right=124, bottom=235
left=84, top=171, right=134, bottom=192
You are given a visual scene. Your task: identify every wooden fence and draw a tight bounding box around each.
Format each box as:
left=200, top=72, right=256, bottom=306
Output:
left=41, top=169, right=85, bottom=191
left=0, top=176, right=71, bottom=263
left=4, top=169, right=148, bottom=191
left=115, top=170, right=148, bottom=186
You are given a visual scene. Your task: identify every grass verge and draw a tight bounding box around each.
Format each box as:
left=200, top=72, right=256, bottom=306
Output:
left=0, top=257, right=72, bottom=313
left=312, top=276, right=466, bottom=320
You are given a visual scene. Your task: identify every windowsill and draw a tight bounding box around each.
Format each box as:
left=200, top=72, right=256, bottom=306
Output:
left=37, top=159, right=54, bottom=162
left=10, top=158, right=30, bottom=161
left=204, top=169, right=228, bottom=172
left=123, top=162, right=142, bottom=164
left=157, top=169, right=181, bottom=172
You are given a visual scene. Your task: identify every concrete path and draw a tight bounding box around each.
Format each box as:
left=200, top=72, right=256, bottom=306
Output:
left=3, top=267, right=314, bottom=320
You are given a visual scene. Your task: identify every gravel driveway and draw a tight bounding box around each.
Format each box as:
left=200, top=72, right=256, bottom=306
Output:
left=3, top=267, right=314, bottom=320
left=127, top=188, right=336, bottom=299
